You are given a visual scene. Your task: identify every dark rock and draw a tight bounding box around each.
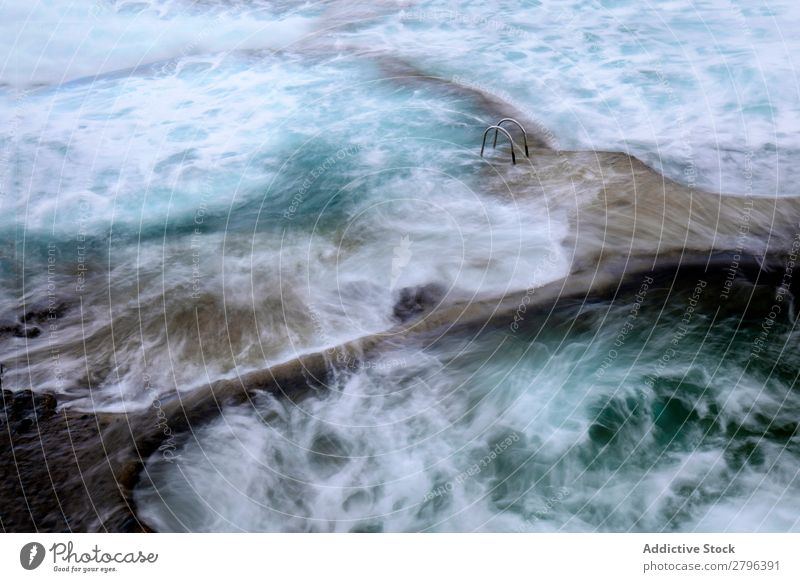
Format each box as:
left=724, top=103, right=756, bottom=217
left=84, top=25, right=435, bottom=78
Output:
left=0, top=322, right=20, bottom=339
left=1, top=322, right=42, bottom=338
left=0, top=298, right=68, bottom=339
left=10, top=390, right=34, bottom=421
left=1, top=389, right=57, bottom=425
left=0, top=390, right=150, bottom=533
left=21, top=300, right=69, bottom=324
left=392, top=284, right=446, bottom=322
left=13, top=324, right=41, bottom=338
left=16, top=417, right=33, bottom=434
left=35, top=393, right=57, bottom=418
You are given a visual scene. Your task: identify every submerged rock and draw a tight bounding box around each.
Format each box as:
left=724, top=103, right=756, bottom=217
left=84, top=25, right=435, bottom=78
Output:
left=392, top=283, right=446, bottom=322
left=0, top=298, right=70, bottom=339
left=0, top=322, right=41, bottom=339
left=20, top=299, right=69, bottom=324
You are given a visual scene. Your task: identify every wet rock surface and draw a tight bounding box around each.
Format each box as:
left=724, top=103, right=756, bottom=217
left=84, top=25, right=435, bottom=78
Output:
left=0, top=389, right=148, bottom=532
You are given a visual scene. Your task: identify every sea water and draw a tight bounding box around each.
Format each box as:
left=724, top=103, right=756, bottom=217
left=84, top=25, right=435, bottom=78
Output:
left=1, top=0, right=798, bottom=531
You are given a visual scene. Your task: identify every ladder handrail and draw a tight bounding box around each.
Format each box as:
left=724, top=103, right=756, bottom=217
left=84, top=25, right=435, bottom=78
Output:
left=493, top=118, right=529, bottom=157
left=481, top=125, right=516, bottom=165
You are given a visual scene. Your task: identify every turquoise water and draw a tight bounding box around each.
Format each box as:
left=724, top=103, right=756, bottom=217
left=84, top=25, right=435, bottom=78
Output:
left=1, top=0, right=799, bottom=531
left=5, top=51, right=484, bottom=237
left=135, top=281, right=800, bottom=532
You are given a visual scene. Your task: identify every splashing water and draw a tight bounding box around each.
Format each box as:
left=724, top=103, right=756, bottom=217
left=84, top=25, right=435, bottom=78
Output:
left=134, top=281, right=800, bottom=532
left=2, top=0, right=799, bottom=532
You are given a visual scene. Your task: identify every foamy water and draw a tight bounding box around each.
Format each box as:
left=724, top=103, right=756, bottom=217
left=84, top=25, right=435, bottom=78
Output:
left=338, top=0, right=800, bottom=196
left=135, top=288, right=800, bottom=532
left=1, top=0, right=799, bottom=532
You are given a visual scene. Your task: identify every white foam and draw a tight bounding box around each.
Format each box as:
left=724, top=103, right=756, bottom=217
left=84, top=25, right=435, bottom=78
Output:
left=133, top=293, right=800, bottom=532
left=0, top=2, right=314, bottom=87
left=335, top=0, right=800, bottom=195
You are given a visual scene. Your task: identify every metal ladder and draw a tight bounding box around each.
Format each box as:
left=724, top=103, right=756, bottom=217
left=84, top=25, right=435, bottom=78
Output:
left=480, top=118, right=530, bottom=165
